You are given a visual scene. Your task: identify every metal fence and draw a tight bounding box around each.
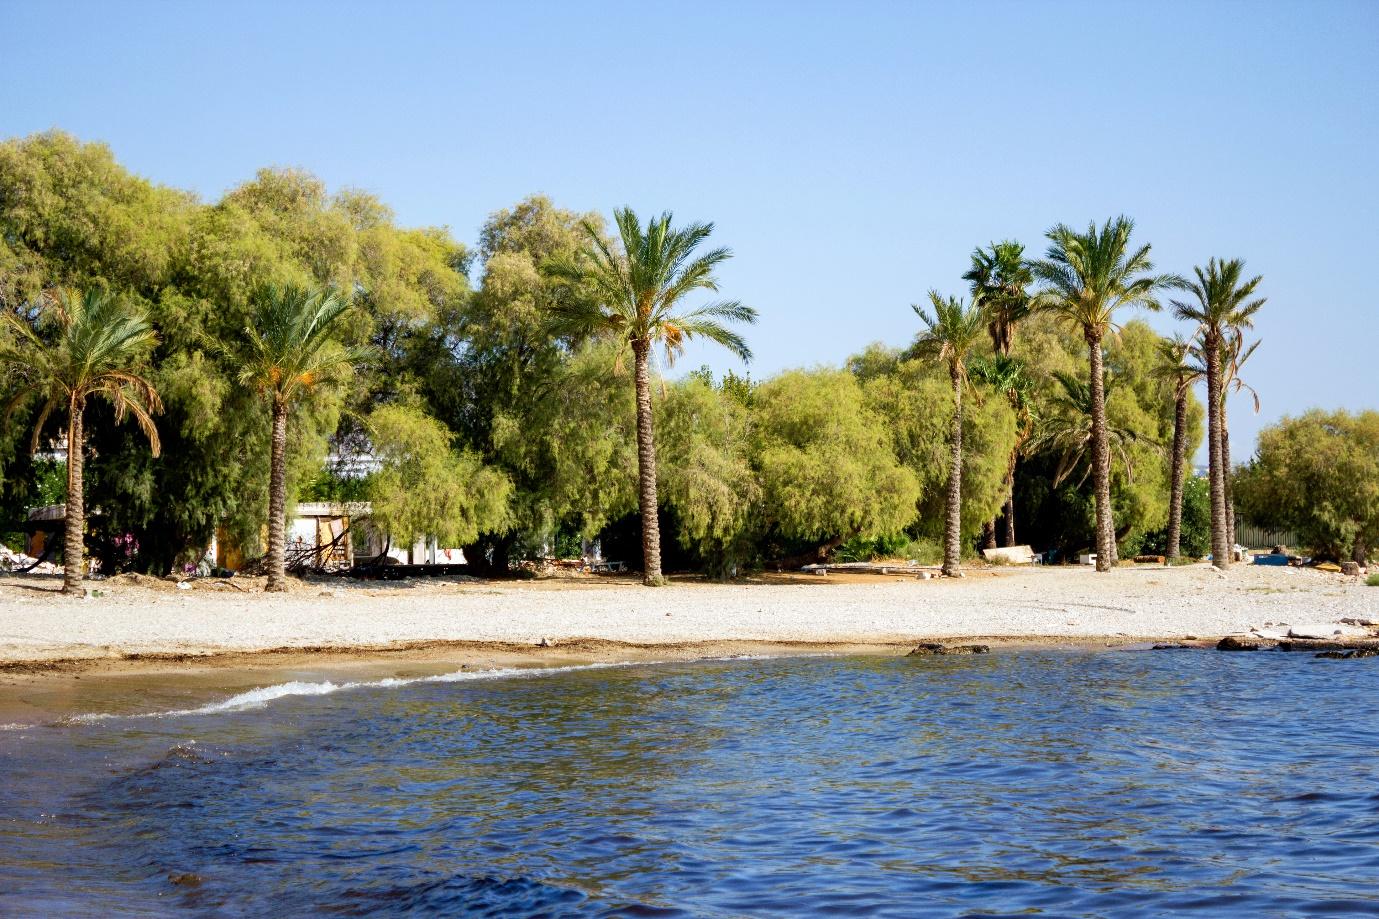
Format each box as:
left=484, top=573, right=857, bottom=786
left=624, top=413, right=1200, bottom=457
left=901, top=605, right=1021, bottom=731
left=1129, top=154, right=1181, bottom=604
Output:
left=1235, top=523, right=1300, bottom=550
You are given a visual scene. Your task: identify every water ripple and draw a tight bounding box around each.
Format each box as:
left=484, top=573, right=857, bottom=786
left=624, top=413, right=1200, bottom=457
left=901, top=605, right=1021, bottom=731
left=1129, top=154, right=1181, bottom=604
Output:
left=2, top=651, right=1378, bottom=916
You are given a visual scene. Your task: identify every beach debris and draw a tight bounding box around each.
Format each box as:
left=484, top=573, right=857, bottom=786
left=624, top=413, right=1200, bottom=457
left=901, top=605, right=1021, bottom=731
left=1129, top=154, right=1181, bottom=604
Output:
left=1151, top=643, right=1192, bottom=650
left=1287, top=622, right=1370, bottom=640
left=1278, top=637, right=1379, bottom=653
left=1315, top=649, right=1379, bottom=659
left=1315, top=562, right=1343, bottom=573
left=982, top=545, right=1036, bottom=565
left=906, top=642, right=990, bottom=656
left=176, top=581, right=192, bottom=590
left=537, top=637, right=555, bottom=648
left=1216, top=635, right=1265, bottom=651
left=916, top=571, right=934, bottom=580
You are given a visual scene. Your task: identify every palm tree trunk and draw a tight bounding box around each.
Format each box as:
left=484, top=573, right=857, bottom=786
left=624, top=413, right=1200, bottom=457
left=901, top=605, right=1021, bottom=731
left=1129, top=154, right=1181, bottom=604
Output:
left=1002, top=454, right=1017, bottom=548
left=266, top=399, right=289, bottom=592
left=61, top=398, right=85, bottom=595
left=1086, top=333, right=1115, bottom=572
left=942, top=364, right=964, bottom=577
left=1166, top=387, right=1188, bottom=560
left=632, top=341, right=665, bottom=585
left=1222, top=413, right=1236, bottom=549
left=1204, top=331, right=1230, bottom=569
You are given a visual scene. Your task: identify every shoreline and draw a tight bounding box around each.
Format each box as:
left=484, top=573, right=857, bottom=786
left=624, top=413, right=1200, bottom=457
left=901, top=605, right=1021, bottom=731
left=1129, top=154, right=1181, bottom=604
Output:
left=2, top=563, right=1373, bottom=724
left=0, top=637, right=1171, bottom=730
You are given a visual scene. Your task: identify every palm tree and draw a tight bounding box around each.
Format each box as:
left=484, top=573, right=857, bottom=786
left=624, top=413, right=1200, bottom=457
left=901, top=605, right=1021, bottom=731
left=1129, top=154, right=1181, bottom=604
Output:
left=0, top=288, right=161, bottom=594
left=968, top=354, right=1036, bottom=547
left=1172, top=259, right=1264, bottom=569
left=1029, top=370, right=1146, bottom=492
left=240, top=284, right=359, bottom=592
left=545, top=208, right=755, bottom=585
left=1155, top=335, right=1201, bottom=560
left=963, top=240, right=1032, bottom=356
left=1218, top=334, right=1260, bottom=549
left=913, top=291, right=987, bottom=577
left=963, top=241, right=1033, bottom=547
left=1031, top=217, right=1180, bottom=572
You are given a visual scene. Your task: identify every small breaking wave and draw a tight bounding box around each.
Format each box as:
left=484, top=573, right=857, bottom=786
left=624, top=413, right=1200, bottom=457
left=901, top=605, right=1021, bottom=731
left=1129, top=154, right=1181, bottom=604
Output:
left=22, top=661, right=642, bottom=729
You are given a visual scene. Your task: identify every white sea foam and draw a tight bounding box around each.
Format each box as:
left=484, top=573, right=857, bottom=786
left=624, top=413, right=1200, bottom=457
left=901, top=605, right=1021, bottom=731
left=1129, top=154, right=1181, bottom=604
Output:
left=28, top=661, right=646, bottom=728
left=6, top=655, right=790, bottom=731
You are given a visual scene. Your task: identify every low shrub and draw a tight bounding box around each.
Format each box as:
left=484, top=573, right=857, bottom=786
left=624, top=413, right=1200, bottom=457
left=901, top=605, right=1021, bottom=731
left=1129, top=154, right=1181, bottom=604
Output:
left=1366, top=573, right=1379, bottom=587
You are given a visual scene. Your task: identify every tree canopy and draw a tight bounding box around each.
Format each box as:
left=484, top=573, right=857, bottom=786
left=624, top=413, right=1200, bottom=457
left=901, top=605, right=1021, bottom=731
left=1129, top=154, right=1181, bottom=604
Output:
left=1, top=130, right=1233, bottom=578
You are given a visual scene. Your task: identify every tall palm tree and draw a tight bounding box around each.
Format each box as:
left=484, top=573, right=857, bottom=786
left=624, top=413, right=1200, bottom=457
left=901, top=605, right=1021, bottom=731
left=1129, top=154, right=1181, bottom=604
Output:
left=913, top=291, right=987, bottom=577
left=545, top=208, right=755, bottom=585
left=240, top=284, right=359, bottom=592
left=1172, top=259, right=1264, bottom=569
left=0, top=288, right=162, bottom=594
left=1030, top=217, right=1180, bottom=572
left=968, top=353, right=1037, bottom=547
left=1155, top=334, right=1201, bottom=560
left=963, top=241, right=1033, bottom=548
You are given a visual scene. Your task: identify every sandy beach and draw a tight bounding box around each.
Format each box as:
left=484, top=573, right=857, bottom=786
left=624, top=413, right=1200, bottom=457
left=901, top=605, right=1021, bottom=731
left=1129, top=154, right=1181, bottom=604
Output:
left=3, top=562, right=1374, bottom=667
left=1, top=561, right=1373, bottom=727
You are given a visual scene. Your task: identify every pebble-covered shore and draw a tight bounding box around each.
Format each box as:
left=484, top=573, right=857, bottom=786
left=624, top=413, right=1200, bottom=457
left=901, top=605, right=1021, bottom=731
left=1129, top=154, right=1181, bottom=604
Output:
left=1, top=563, right=1374, bottom=664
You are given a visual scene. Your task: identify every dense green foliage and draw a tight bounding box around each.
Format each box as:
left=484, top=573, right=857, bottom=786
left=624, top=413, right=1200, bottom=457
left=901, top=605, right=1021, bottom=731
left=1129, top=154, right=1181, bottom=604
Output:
left=1135, top=475, right=1211, bottom=559
left=1234, top=410, right=1379, bottom=562
left=2, top=131, right=1240, bottom=578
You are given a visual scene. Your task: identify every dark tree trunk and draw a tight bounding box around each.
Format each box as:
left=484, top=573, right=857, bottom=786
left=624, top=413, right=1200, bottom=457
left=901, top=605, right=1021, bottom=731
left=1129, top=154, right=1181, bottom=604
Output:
left=1204, top=331, right=1230, bottom=569
left=986, top=328, right=1017, bottom=546
left=1000, top=449, right=1017, bottom=548
left=632, top=341, right=664, bottom=585
left=462, top=533, right=512, bottom=577
left=1002, top=485, right=1016, bottom=548
left=266, top=399, right=289, bottom=592
left=1222, top=415, right=1236, bottom=549
left=1086, top=333, right=1115, bottom=571
left=62, top=398, right=86, bottom=595
left=1354, top=539, right=1370, bottom=566
left=942, top=363, right=964, bottom=577
left=1166, top=386, right=1188, bottom=560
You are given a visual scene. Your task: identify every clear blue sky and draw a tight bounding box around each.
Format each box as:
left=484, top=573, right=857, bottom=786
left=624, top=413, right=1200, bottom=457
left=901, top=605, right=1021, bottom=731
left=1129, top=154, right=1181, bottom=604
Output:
left=3, top=0, right=1376, bottom=459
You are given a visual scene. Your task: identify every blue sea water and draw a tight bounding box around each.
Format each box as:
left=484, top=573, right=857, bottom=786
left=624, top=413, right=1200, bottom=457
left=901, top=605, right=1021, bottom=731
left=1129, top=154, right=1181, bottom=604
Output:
left=1, top=651, right=1377, bottom=917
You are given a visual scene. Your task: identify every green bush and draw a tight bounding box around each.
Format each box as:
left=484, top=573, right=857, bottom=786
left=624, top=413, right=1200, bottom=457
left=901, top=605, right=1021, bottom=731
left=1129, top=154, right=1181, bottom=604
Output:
left=1367, top=573, right=1379, bottom=587
left=834, top=533, right=945, bottom=565
left=1134, top=475, right=1211, bottom=559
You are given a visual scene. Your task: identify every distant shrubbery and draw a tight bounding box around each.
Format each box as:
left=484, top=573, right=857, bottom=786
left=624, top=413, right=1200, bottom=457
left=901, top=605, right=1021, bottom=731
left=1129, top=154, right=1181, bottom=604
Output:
left=1235, top=410, right=1379, bottom=562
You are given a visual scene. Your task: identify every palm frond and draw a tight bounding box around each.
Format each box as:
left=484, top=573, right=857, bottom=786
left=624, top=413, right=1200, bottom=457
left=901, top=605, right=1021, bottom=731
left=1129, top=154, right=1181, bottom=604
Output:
left=540, top=206, right=753, bottom=365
